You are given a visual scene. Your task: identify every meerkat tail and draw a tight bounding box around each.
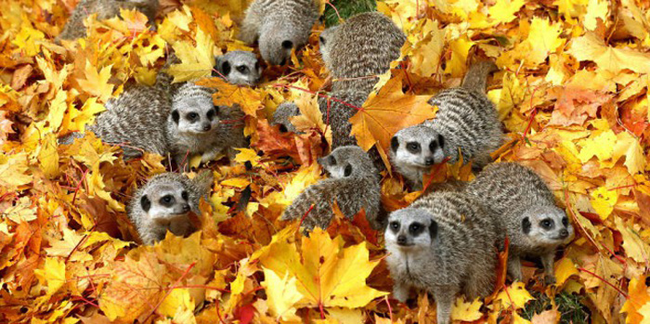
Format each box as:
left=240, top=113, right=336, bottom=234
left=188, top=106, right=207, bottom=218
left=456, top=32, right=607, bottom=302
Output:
left=460, top=61, right=498, bottom=93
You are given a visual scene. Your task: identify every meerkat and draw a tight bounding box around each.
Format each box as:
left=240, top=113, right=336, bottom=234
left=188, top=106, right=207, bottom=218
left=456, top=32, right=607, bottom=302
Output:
left=390, top=61, right=502, bottom=188
left=167, top=82, right=247, bottom=164
left=465, top=162, right=574, bottom=285
left=320, top=12, right=405, bottom=94
left=128, top=170, right=213, bottom=245
left=318, top=89, right=368, bottom=148
left=239, top=0, right=319, bottom=65
left=280, top=145, right=382, bottom=230
left=385, top=191, right=498, bottom=324
left=212, top=51, right=262, bottom=86
left=272, top=102, right=300, bottom=133
left=57, top=0, right=158, bottom=41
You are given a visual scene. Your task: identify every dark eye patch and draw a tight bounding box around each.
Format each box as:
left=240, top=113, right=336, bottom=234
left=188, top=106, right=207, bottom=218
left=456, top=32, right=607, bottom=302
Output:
left=429, top=139, right=438, bottom=152
left=344, top=164, right=352, bottom=177
left=409, top=222, right=425, bottom=235
left=140, top=195, right=151, bottom=212
left=172, top=110, right=180, bottom=124
left=279, top=124, right=288, bottom=133
left=181, top=191, right=188, bottom=201
left=328, top=155, right=336, bottom=166
left=406, top=142, right=421, bottom=154
left=160, top=194, right=175, bottom=207
left=319, top=36, right=325, bottom=45
left=220, top=60, right=231, bottom=75
left=391, top=136, right=399, bottom=153
left=389, top=221, right=400, bottom=232
left=522, top=217, right=531, bottom=234
left=207, top=109, right=215, bottom=121
left=438, top=134, right=445, bottom=148
left=562, top=217, right=568, bottom=227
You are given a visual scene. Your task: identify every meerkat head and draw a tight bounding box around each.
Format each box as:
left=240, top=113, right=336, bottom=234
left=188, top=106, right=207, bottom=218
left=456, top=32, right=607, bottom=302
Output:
left=213, top=51, right=262, bottom=86
left=385, top=207, right=437, bottom=251
left=259, top=22, right=307, bottom=65
left=170, top=83, right=220, bottom=135
left=390, top=125, right=445, bottom=169
left=318, top=145, right=375, bottom=179
left=272, top=102, right=300, bottom=133
left=520, top=205, right=574, bottom=247
left=319, top=26, right=339, bottom=70
left=139, top=178, right=191, bottom=224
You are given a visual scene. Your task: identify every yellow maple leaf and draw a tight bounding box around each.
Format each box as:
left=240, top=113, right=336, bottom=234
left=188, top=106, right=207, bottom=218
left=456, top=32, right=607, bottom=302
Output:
left=12, top=23, right=45, bottom=56
left=403, top=19, right=444, bottom=77
left=34, top=257, right=66, bottom=296
left=196, top=78, right=261, bottom=116
left=622, top=276, right=650, bottom=324
left=590, top=186, right=617, bottom=219
left=234, top=148, right=262, bottom=167
left=524, top=17, right=565, bottom=65
left=262, top=268, right=303, bottom=321
left=258, top=228, right=387, bottom=310
left=495, top=282, right=534, bottom=309
left=77, top=61, right=114, bottom=102
left=38, top=133, right=60, bottom=179
left=612, top=131, right=646, bottom=175
left=47, top=90, right=68, bottom=133
left=451, top=297, right=483, bottom=321
left=584, top=0, right=608, bottom=30
left=488, top=0, right=526, bottom=25
left=555, top=257, right=579, bottom=286
left=158, top=288, right=195, bottom=319
left=615, top=217, right=650, bottom=264
left=0, top=152, right=32, bottom=191
left=569, top=32, right=650, bottom=75
left=444, top=35, right=475, bottom=77
left=578, top=129, right=616, bottom=163
left=349, top=75, right=437, bottom=154
left=167, top=28, right=216, bottom=83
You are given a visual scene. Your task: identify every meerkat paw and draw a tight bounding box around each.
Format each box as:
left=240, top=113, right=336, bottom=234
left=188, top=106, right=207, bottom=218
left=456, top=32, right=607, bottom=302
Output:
left=201, top=151, right=218, bottom=163
left=392, top=284, right=410, bottom=303
left=544, top=274, right=557, bottom=285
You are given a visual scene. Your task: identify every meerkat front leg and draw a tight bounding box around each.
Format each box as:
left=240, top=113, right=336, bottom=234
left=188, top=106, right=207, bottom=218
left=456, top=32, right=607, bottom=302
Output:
left=541, top=252, right=557, bottom=285
left=433, top=286, right=457, bottom=324
left=392, top=281, right=411, bottom=303
left=508, top=254, right=523, bottom=282
left=201, top=149, right=220, bottom=163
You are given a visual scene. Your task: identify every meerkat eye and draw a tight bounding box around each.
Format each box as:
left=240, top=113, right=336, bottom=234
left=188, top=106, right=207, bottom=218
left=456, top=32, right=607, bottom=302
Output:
left=344, top=164, right=352, bottom=177
left=236, top=65, right=249, bottom=74
left=181, top=191, right=188, bottom=200
left=406, top=142, right=421, bottom=153
left=540, top=219, right=553, bottom=229
left=409, top=223, right=422, bottom=234
left=187, top=112, right=199, bottom=121
left=328, top=155, right=336, bottom=165
left=562, top=217, right=568, bottom=227
left=282, top=40, right=293, bottom=49
left=160, top=195, right=175, bottom=206
left=207, top=109, right=216, bottom=121
left=389, top=221, right=400, bottom=231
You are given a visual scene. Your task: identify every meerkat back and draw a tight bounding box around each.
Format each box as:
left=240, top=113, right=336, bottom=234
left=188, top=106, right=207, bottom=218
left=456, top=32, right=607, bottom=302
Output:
left=423, top=61, right=502, bottom=168
left=90, top=83, right=171, bottom=158
left=324, top=12, right=406, bottom=94
left=318, top=89, right=368, bottom=148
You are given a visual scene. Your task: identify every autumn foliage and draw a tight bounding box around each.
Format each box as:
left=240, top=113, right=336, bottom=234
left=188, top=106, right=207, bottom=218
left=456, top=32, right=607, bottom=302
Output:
left=1, top=0, right=650, bottom=322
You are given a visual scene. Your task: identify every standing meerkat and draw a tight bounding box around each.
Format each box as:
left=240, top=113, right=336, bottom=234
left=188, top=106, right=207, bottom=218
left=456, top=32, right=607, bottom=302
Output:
left=465, top=162, right=574, bottom=284
left=390, top=61, right=502, bottom=188
left=57, top=0, right=158, bottom=41
left=212, top=51, right=263, bottom=86
left=385, top=192, right=498, bottom=324
left=280, top=145, right=382, bottom=230
left=239, top=0, right=319, bottom=65
left=320, top=12, right=406, bottom=94
left=128, top=171, right=213, bottom=245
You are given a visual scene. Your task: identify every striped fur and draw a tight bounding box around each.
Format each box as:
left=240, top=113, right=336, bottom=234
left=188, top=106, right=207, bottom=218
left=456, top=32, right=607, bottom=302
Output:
left=465, top=162, right=574, bottom=284
left=318, top=89, right=368, bottom=149
left=239, top=0, right=319, bottom=65
left=323, top=12, right=406, bottom=94
left=128, top=171, right=213, bottom=245
left=57, top=0, right=158, bottom=41
left=385, top=192, right=498, bottom=324
left=281, top=146, right=382, bottom=230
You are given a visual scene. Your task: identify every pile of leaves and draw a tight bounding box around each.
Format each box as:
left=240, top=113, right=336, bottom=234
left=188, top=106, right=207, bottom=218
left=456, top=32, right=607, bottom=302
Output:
left=0, top=0, right=649, bottom=322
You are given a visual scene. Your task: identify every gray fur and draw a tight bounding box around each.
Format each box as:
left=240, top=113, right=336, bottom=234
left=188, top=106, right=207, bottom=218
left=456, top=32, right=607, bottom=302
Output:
left=390, top=61, right=502, bottom=188
left=322, top=12, right=405, bottom=94
left=239, top=0, right=319, bottom=65
left=128, top=171, right=213, bottom=245
left=167, top=82, right=247, bottom=165
left=280, top=146, right=382, bottom=230
left=57, top=0, right=158, bottom=41
left=385, top=192, right=498, bottom=324
left=318, top=89, right=368, bottom=149
left=214, top=51, right=262, bottom=86
left=272, top=102, right=300, bottom=133
left=465, top=162, right=575, bottom=284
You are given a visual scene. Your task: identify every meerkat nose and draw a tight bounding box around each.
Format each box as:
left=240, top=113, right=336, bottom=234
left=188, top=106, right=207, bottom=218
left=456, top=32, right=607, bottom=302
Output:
left=559, top=229, right=569, bottom=239
left=425, top=158, right=434, bottom=166
left=182, top=204, right=190, bottom=212
left=202, top=124, right=211, bottom=131
left=397, top=235, right=407, bottom=245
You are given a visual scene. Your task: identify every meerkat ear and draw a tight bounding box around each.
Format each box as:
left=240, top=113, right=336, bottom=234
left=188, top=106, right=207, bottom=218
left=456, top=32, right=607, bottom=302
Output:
left=391, top=136, right=399, bottom=152
left=344, top=164, right=352, bottom=177
left=140, top=195, right=151, bottom=212
left=522, top=217, right=531, bottom=234
left=172, top=110, right=180, bottom=124
left=429, top=220, right=438, bottom=239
